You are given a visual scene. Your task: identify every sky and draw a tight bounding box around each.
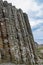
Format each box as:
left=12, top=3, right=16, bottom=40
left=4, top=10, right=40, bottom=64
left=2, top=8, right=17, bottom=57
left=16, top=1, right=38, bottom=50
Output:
left=3, top=0, right=43, bottom=44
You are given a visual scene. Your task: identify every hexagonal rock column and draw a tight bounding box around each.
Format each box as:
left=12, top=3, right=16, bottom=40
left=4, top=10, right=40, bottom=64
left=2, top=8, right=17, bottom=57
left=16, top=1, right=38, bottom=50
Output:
left=0, top=0, right=39, bottom=65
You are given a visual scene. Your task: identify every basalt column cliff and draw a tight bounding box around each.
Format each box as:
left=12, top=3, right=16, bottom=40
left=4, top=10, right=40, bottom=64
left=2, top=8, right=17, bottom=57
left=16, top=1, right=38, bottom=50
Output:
left=0, top=0, right=39, bottom=65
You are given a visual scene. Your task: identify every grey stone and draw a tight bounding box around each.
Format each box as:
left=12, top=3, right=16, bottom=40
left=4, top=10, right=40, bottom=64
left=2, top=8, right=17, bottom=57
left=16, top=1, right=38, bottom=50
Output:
left=0, top=0, right=39, bottom=65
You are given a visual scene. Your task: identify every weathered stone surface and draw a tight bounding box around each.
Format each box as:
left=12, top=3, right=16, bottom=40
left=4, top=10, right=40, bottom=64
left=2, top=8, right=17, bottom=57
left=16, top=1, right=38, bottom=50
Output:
left=0, top=0, right=39, bottom=65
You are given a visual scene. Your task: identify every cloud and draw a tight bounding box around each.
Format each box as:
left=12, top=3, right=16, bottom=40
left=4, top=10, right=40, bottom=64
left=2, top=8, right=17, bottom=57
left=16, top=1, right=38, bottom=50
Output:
left=33, top=27, right=43, bottom=44
left=32, top=23, right=43, bottom=31
left=3, top=0, right=33, bottom=12
left=29, top=19, right=43, bottom=28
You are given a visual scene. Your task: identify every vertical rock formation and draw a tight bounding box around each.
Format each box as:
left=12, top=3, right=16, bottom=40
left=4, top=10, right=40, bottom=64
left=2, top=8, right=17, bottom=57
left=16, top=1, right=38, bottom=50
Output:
left=0, top=0, right=39, bottom=65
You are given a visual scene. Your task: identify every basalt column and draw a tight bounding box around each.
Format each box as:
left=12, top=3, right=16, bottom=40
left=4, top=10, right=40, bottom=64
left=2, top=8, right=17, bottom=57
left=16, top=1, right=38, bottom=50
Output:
left=0, top=0, right=39, bottom=65
left=23, top=13, right=39, bottom=65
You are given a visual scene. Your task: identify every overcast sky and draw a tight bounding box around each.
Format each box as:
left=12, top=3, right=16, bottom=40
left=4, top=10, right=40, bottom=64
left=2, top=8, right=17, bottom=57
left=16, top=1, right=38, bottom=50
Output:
left=3, top=0, right=43, bottom=44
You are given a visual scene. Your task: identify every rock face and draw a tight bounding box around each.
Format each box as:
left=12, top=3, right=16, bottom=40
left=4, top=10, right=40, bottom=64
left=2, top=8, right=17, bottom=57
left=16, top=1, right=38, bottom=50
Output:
left=37, top=44, right=43, bottom=64
left=0, top=0, right=39, bottom=65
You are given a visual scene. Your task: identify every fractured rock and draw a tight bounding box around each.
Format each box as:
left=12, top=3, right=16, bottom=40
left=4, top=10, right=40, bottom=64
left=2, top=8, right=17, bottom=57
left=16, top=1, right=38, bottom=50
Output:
left=0, top=0, right=39, bottom=65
